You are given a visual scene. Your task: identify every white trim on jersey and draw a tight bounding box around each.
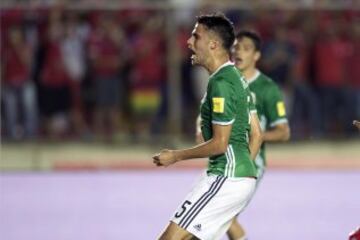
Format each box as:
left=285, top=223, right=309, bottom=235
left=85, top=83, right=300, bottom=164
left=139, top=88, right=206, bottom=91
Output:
left=247, top=69, right=261, bottom=84
left=212, top=119, right=235, bottom=125
left=225, top=147, right=231, bottom=177
left=229, top=145, right=236, bottom=177
left=269, top=118, right=288, bottom=127
left=250, top=110, right=257, bottom=114
left=225, top=145, right=236, bottom=177
left=209, top=61, right=234, bottom=79
left=225, top=150, right=231, bottom=177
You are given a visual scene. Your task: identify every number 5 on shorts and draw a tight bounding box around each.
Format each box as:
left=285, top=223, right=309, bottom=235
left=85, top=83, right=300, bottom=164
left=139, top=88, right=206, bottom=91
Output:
left=175, top=200, right=192, bottom=218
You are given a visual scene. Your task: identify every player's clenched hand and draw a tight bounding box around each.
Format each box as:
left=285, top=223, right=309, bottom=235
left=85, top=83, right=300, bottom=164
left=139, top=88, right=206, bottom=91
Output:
left=153, top=149, right=178, bottom=167
left=353, top=120, right=360, bottom=131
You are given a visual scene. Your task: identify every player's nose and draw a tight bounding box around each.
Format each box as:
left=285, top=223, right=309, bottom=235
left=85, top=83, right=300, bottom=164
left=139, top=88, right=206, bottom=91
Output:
left=187, top=37, right=193, bottom=48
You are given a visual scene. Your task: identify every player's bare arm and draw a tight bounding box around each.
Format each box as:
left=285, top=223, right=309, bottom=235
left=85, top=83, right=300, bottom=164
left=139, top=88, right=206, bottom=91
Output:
left=263, top=122, right=290, bottom=142
left=195, top=113, right=263, bottom=160
left=153, top=123, right=232, bottom=167
left=249, top=112, right=263, bottom=160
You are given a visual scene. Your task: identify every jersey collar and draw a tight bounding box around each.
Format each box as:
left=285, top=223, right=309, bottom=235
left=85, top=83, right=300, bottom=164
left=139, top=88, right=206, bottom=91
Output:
left=247, top=69, right=261, bottom=84
left=209, top=61, right=234, bottom=79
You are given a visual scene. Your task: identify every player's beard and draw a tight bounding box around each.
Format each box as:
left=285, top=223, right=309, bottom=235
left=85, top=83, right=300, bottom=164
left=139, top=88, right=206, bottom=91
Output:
left=191, top=53, right=200, bottom=65
left=191, top=50, right=206, bottom=66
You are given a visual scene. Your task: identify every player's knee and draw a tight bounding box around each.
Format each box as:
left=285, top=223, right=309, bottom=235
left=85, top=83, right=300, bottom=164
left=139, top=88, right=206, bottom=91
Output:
left=158, top=232, right=196, bottom=240
left=158, top=230, right=172, bottom=240
left=227, top=219, right=246, bottom=240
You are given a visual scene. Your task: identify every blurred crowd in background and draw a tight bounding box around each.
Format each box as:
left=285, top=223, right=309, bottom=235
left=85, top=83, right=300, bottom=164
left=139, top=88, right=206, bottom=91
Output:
left=1, top=4, right=359, bottom=142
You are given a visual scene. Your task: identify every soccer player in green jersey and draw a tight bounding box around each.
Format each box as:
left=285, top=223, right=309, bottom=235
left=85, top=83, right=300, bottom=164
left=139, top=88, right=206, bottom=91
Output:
left=153, top=14, right=263, bottom=240
left=226, top=31, right=291, bottom=240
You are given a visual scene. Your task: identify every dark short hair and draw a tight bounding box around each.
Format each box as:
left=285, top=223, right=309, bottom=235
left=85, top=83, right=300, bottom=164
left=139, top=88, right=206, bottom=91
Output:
left=235, top=30, right=262, bottom=51
left=196, top=13, right=235, bottom=52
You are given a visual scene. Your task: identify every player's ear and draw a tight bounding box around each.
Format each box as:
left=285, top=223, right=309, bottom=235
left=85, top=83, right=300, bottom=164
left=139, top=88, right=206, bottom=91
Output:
left=209, top=40, right=218, bottom=50
left=254, top=51, right=261, bottom=61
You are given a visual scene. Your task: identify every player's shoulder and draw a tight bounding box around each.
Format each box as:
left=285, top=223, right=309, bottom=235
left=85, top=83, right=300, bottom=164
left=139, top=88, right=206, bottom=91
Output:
left=256, top=72, right=282, bottom=92
left=213, top=65, right=239, bottom=79
left=211, top=65, right=241, bottom=85
left=257, top=72, right=277, bottom=86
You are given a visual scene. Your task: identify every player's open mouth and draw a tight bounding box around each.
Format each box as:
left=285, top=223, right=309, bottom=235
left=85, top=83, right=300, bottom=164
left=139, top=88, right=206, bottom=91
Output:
left=234, top=57, right=243, bottom=64
left=190, top=49, right=196, bottom=60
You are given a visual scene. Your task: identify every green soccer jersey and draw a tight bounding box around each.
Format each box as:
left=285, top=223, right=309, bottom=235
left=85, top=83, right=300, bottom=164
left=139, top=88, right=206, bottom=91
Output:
left=247, top=70, right=288, bottom=173
left=200, top=62, right=257, bottom=178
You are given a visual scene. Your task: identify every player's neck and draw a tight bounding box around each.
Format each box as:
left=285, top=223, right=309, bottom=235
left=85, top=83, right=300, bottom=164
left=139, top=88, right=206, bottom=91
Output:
left=242, top=67, right=258, bottom=82
left=206, top=54, right=230, bottom=76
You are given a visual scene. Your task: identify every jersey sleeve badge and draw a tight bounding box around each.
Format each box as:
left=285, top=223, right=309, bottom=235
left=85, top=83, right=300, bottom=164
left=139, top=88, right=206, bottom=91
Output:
left=276, top=101, right=286, bottom=117
left=212, top=97, right=225, bottom=113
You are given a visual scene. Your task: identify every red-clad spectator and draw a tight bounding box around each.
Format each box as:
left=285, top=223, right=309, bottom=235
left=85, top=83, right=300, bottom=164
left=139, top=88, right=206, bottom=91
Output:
left=315, top=34, right=350, bottom=87
left=40, top=10, right=72, bottom=138
left=348, top=23, right=360, bottom=89
left=88, top=13, right=125, bottom=141
left=131, top=19, right=164, bottom=91
left=314, top=21, right=353, bottom=135
left=347, top=21, right=360, bottom=126
left=1, top=25, right=38, bottom=139
left=62, top=12, right=89, bottom=138
left=129, top=15, right=165, bottom=140
left=3, top=29, right=31, bottom=88
left=253, top=10, right=276, bottom=42
left=287, top=15, right=322, bottom=138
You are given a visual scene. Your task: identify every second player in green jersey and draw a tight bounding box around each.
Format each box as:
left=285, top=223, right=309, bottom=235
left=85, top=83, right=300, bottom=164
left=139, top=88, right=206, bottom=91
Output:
left=226, top=30, right=291, bottom=240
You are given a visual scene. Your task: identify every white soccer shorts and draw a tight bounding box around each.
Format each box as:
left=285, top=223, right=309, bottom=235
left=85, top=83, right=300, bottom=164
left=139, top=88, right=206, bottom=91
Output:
left=171, top=172, right=256, bottom=240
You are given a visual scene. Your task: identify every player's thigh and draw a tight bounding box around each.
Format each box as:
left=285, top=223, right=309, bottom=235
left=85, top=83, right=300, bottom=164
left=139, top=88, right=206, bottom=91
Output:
left=172, top=175, right=255, bottom=240
left=159, top=221, right=199, bottom=240
left=232, top=171, right=265, bottom=221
